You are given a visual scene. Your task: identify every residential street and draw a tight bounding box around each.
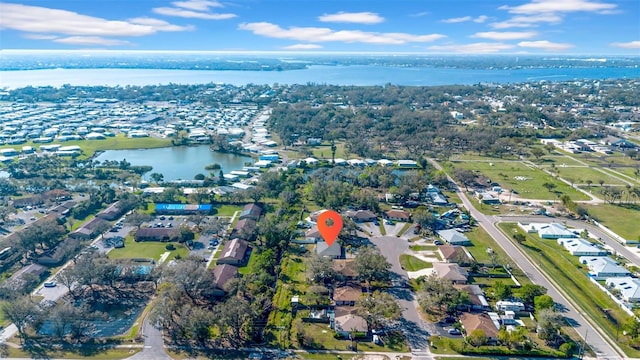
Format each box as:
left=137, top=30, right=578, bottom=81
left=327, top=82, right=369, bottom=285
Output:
left=126, top=317, right=171, bottom=360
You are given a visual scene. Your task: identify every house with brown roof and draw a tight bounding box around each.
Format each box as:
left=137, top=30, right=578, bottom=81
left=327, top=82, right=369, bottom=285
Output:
left=345, top=210, right=377, bottom=223
left=305, top=226, right=323, bottom=242
left=70, top=217, right=110, bottom=240
left=432, top=263, right=468, bottom=284
left=230, top=218, right=257, bottom=241
left=134, top=227, right=181, bottom=242
left=332, top=259, right=358, bottom=280
left=334, top=313, right=368, bottom=337
left=239, top=203, right=262, bottom=221
left=333, top=284, right=362, bottom=306
left=384, top=209, right=411, bottom=222
left=211, top=263, right=238, bottom=296
left=438, top=245, right=473, bottom=265
left=460, top=313, right=499, bottom=342
left=217, top=238, right=250, bottom=266
left=97, top=201, right=125, bottom=221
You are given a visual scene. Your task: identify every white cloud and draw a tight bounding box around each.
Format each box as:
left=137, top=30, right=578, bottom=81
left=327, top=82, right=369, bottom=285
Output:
left=282, top=44, right=323, bottom=50
left=427, top=42, right=515, bottom=53
left=0, top=3, right=192, bottom=40
left=128, top=17, right=195, bottom=32
left=518, top=40, right=574, bottom=51
left=410, top=11, right=430, bottom=17
left=53, top=36, right=132, bottom=46
left=171, top=0, right=223, bottom=11
left=471, top=31, right=538, bottom=40
left=442, top=15, right=490, bottom=23
left=442, top=16, right=472, bottom=23
left=23, top=34, right=59, bottom=40
left=238, top=22, right=445, bottom=45
left=152, top=7, right=236, bottom=20
left=499, top=0, right=618, bottom=15
left=490, top=14, right=563, bottom=28
left=318, top=11, right=384, bottom=24
left=610, top=41, right=640, bottom=49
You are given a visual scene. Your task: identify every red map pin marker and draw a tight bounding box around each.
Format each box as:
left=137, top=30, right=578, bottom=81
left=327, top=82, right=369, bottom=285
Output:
left=317, top=210, right=343, bottom=247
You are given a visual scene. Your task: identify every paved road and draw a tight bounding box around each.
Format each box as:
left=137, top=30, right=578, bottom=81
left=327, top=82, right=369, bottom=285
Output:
left=367, top=234, right=433, bottom=354
left=126, top=317, right=171, bottom=360
left=438, top=160, right=624, bottom=359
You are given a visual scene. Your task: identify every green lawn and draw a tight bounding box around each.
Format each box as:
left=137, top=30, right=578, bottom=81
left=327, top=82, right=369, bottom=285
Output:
left=0, top=134, right=171, bottom=159
left=541, top=166, right=626, bottom=186
left=213, top=204, right=242, bottom=217
left=585, top=203, right=640, bottom=240
left=464, top=226, right=511, bottom=265
left=449, top=160, right=590, bottom=200
left=294, top=321, right=409, bottom=352
left=309, top=142, right=348, bottom=160
left=7, top=347, right=141, bottom=360
left=409, top=245, right=437, bottom=251
left=107, top=235, right=189, bottom=261
left=399, top=254, right=432, bottom=271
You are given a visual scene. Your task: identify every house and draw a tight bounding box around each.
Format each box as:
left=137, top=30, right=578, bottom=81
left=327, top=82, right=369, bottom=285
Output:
left=429, top=192, right=448, bottom=205
left=230, top=218, right=257, bottom=241
left=332, top=259, right=358, bottom=280
left=496, top=300, right=525, bottom=312
left=476, top=191, right=500, bottom=204
left=432, top=263, right=468, bottom=284
left=1, top=264, right=48, bottom=291
left=334, top=313, right=368, bottom=337
left=304, top=226, right=323, bottom=243
left=134, top=227, right=181, bottom=242
left=316, top=241, right=342, bottom=259
left=520, top=222, right=577, bottom=239
left=217, top=239, right=250, bottom=266
left=454, top=284, right=490, bottom=311
left=580, top=256, right=631, bottom=280
left=97, top=201, right=125, bottom=221
left=345, top=209, right=377, bottom=223
left=211, top=264, right=239, bottom=296
left=239, top=203, right=262, bottom=221
left=606, top=277, right=640, bottom=303
left=71, top=217, right=110, bottom=240
left=557, top=238, right=608, bottom=256
left=439, top=245, right=473, bottom=265
left=460, top=313, right=499, bottom=342
left=333, top=284, right=362, bottom=306
left=37, top=238, right=80, bottom=267
left=396, top=160, right=418, bottom=168
left=437, top=229, right=471, bottom=246
left=384, top=209, right=411, bottom=222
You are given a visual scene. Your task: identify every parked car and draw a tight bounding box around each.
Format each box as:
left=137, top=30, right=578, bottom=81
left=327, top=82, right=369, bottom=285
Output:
left=448, top=328, right=461, bottom=335
left=44, top=281, right=57, bottom=288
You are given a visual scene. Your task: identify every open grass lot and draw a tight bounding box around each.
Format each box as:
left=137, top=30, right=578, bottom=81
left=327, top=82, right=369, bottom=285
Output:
left=213, top=204, right=241, bottom=217
left=309, top=142, right=348, bottom=160
left=544, top=166, right=626, bottom=186
left=0, top=134, right=171, bottom=159
left=293, top=321, right=409, bottom=352
left=464, top=226, right=510, bottom=265
left=615, top=166, right=640, bottom=182
left=399, top=254, right=432, bottom=271
left=539, top=154, right=586, bottom=167
left=585, top=203, right=640, bottom=240
left=108, top=235, right=189, bottom=261
left=498, top=222, right=640, bottom=357
left=448, top=160, right=590, bottom=200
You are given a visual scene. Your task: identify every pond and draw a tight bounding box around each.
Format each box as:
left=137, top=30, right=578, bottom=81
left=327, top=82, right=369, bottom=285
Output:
left=93, top=145, right=253, bottom=181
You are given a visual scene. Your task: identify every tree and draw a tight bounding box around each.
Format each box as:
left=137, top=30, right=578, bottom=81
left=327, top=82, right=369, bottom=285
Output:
left=625, top=316, right=640, bottom=339
left=517, top=284, right=547, bottom=306
left=150, top=172, right=164, bottom=184
left=215, top=296, right=256, bottom=345
left=536, top=308, right=564, bottom=343
left=452, top=168, right=476, bottom=191
left=466, top=329, right=487, bottom=347
left=542, top=182, right=557, bottom=192
left=534, top=294, right=555, bottom=312
left=355, top=246, right=391, bottom=287
left=306, top=254, right=336, bottom=284
left=1, top=297, right=38, bottom=343
left=358, top=290, right=401, bottom=329
left=492, top=280, right=512, bottom=300
left=124, top=211, right=154, bottom=228
left=529, top=147, right=545, bottom=161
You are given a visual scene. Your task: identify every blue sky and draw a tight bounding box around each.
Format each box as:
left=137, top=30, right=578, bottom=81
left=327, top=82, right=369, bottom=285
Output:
left=0, top=0, right=639, bottom=54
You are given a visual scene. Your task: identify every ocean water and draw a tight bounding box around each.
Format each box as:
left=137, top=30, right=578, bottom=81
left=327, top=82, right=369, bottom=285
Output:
left=1, top=65, right=638, bottom=88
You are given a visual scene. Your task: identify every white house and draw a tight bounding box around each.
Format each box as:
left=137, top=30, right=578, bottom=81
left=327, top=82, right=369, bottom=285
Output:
left=520, top=222, right=577, bottom=239
left=437, top=229, right=471, bottom=246
left=606, top=277, right=640, bottom=303
left=580, top=256, right=631, bottom=280
left=557, top=238, right=608, bottom=256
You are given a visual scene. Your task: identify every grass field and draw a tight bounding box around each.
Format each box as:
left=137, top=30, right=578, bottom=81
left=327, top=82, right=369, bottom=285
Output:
left=399, top=254, right=432, bottom=271
left=309, top=142, right=348, bottom=160
left=449, top=160, right=590, bottom=200
left=585, top=203, right=640, bottom=240
left=464, top=226, right=512, bottom=265
left=538, top=155, right=586, bottom=167
left=0, top=134, right=171, bottom=159
left=544, top=166, right=626, bottom=185
left=213, top=205, right=241, bottom=217
left=108, top=235, right=189, bottom=261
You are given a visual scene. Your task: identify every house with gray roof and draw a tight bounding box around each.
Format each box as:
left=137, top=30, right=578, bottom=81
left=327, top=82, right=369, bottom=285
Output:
left=437, top=229, right=471, bottom=246
left=606, top=277, right=640, bottom=304
left=580, top=256, right=631, bottom=280
left=316, top=241, right=342, bottom=259
left=558, top=238, right=608, bottom=256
